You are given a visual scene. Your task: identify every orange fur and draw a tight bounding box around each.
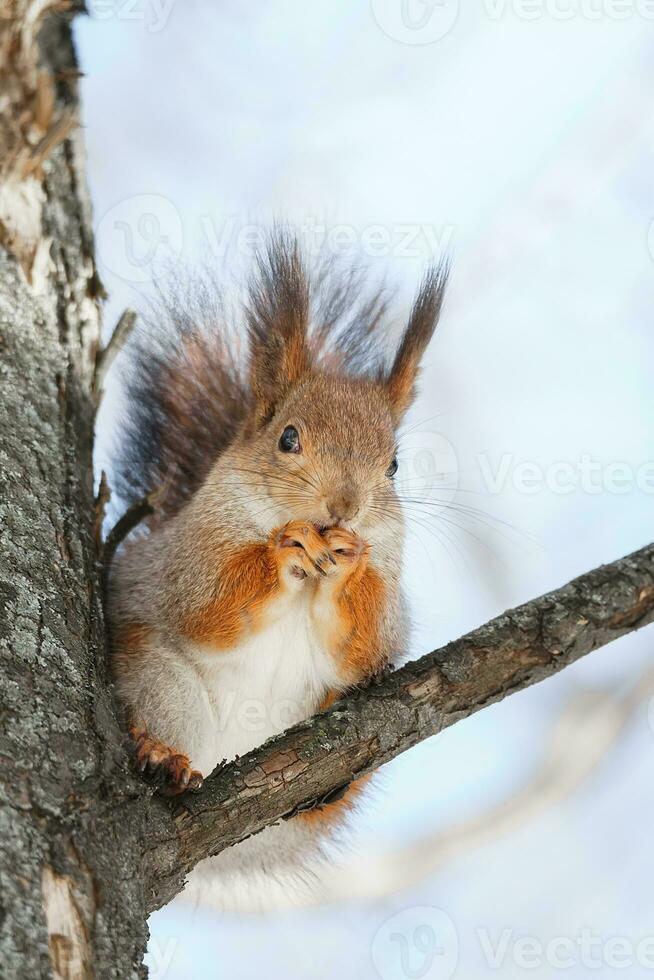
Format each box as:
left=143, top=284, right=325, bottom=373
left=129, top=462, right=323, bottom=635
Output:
left=296, top=558, right=384, bottom=831
left=282, top=334, right=309, bottom=387
left=318, top=690, right=340, bottom=711
left=182, top=543, right=279, bottom=647
left=181, top=522, right=344, bottom=648
left=317, top=533, right=387, bottom=682
left=295, top=775, right=371, bottom=828
left=385, top=264, right=448, bottom=421
left=336, top=565, right=387, bottom=679
left=386, top=362, right=418, bottom=420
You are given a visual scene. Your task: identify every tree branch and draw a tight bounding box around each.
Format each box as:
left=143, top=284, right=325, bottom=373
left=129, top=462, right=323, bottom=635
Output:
left=93, top=307, right=136, bottom=405
left=143, top=541, right=654, bottom=911
left=313, top=664, right=654, bottom=905
left=101, top=490, right=156, bottom=598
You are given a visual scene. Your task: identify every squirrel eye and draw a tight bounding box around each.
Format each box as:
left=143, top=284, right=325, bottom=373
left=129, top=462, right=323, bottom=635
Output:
left=387, top=456, right=398, bottom=478
left=279, top=426, right=301, bottom=453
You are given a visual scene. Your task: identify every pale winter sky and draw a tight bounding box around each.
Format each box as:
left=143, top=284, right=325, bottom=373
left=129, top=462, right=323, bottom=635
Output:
left=76, top=3, right=654, bottom=978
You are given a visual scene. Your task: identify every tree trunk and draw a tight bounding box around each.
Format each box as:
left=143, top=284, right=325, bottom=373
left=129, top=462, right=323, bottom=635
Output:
left=0, top=5, right=150, bottom=977
left=1, top=6, right=652, bottom=979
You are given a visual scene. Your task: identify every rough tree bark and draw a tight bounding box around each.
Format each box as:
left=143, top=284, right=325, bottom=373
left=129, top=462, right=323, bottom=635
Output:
left=0, top=6, right=652, bottom=979
left=0, top=4, right=151, bottom=978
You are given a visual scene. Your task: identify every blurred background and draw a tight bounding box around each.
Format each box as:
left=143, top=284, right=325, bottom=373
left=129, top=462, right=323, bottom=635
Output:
left=76, top=2, right=654, bottom=977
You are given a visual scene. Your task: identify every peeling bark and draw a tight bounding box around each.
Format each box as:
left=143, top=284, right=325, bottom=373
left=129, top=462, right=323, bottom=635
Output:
left=42, top=864, right=94, bottom=980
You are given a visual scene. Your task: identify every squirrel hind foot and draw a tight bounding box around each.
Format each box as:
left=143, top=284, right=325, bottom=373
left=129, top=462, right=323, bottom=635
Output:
left=130, top=725, right=204, bottom=796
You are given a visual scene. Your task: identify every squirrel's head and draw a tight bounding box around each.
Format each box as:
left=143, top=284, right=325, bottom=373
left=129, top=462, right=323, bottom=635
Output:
left=227, top=237, right=448, bottom=537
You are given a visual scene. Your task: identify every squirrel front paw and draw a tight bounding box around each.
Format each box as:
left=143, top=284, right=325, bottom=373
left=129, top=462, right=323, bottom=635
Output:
left=321, top=527, right=369, bottom=580
left=130, top=725, right=204, bottom=796
left=273, top=521, right=337, bottom=581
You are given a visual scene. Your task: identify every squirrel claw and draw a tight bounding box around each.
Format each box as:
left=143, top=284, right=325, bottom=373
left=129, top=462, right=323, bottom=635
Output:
left=159, top=766, right=204, bottom=797
left=130, top=725, right=203, bottom=796
left=275, top=522, right=336, bottom=579
left=186, top=771, right=204, bottom=792
left=321, top=527, right=368, bottom=568
left=313, top=550, right=335, bottom=575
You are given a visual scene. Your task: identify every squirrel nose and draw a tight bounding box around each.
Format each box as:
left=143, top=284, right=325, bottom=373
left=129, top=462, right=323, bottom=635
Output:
left=326, top=492, right=359, bottom=525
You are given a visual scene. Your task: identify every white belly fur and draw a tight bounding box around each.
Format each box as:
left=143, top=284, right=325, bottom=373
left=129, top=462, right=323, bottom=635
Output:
left=180, top=591, right=345, bottom=911
left=185, top=589, right=343, bottom=774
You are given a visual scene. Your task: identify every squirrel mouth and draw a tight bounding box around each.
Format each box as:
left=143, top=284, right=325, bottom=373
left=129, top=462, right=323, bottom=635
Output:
left=314, top=519, right=355, bottom=534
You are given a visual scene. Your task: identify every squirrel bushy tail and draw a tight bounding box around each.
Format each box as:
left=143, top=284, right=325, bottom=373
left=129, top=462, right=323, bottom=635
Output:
left=113, top=273, right=247, bottom=518
left=113, top=234, right=394, bottom=517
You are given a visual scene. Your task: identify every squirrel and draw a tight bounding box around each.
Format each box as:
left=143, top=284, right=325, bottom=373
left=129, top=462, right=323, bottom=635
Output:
left=107, top=234, right=448, bottom=909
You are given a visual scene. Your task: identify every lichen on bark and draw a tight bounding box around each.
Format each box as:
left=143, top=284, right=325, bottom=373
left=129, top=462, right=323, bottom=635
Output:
left=0, top=6, right=149, bottom=978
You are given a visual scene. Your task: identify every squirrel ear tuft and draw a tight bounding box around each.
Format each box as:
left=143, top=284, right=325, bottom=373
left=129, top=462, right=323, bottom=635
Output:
left=384, top=260, right=449, bottom=422
left=246, top=233, right=311, bottom=425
